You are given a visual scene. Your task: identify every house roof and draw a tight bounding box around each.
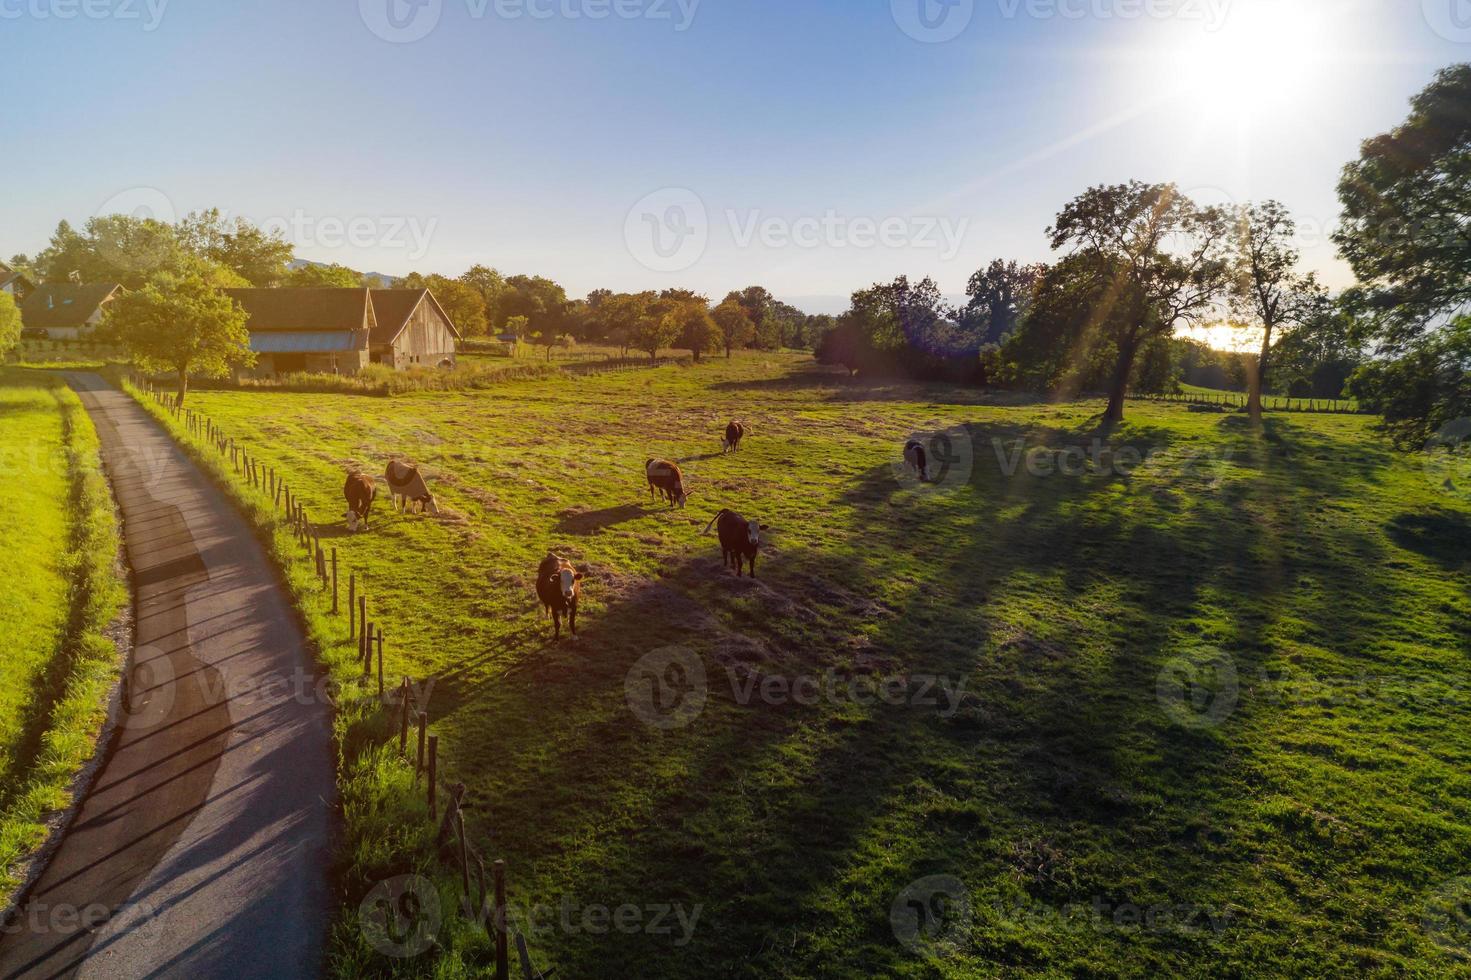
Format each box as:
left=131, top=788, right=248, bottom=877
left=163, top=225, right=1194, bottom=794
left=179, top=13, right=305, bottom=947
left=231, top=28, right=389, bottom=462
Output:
left=368, top=289, right=463, bottom=346
left=251, top=331, right=369, bottom=354
left=0, top=270, right=32, bottom=293
left=20, top=283, right=122, bottom=329
left=224, top=288, right=374, bottom=332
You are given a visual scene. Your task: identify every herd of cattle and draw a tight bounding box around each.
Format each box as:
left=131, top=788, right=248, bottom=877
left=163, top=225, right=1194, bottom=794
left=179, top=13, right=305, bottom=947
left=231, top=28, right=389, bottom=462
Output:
left=340, top=420, right=930, bottom=640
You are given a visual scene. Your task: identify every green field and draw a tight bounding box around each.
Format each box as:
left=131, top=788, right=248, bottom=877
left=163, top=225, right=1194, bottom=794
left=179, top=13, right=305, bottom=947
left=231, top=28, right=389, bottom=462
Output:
left=0, top=370, right=127, bottom=903
left=167, top=353, right=1471, bottom=977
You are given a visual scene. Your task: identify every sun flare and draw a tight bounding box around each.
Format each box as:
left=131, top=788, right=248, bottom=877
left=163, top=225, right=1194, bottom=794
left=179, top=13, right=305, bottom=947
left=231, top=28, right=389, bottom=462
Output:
left=1163, top=3, right=1333, bottom=121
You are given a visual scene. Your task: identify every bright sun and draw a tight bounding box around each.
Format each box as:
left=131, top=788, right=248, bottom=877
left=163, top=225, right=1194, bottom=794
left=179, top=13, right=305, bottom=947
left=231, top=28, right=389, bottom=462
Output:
left=1165, top=3, right=1330, bottom=121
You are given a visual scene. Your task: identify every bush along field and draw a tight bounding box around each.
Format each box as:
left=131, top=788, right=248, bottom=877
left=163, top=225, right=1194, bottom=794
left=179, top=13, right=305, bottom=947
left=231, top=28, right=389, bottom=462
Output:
left=0, top=369, right=128, bottom=906
left=135, top=353, right=1471, bottom=978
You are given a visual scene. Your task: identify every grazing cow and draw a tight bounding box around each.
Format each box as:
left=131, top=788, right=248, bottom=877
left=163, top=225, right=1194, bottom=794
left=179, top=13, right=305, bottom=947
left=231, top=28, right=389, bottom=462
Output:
left=904, top=440, right=929, bottom=483
left=384, top=460, right=439, bottom=515
left=722, top=421, right=746, bottom=454
left=645, top=458, right=689, bottom=508
left=536, top=553, right=583, bottom=640
left=705, top=508, right=766, bottom=578
left=344, top=472, right=377, bottom=531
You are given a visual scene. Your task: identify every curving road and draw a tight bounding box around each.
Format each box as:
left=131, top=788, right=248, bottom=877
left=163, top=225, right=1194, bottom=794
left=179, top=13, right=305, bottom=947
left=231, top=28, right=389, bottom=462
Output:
left=0, top=374, right=334, bottom=979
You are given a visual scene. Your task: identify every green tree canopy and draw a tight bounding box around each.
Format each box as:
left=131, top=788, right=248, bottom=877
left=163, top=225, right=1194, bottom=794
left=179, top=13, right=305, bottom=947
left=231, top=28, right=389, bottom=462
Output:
left=176, top=209, right=294, bottom=286
left=1046, top=181, right=1234, bottom=423
left=285, top=262, right=365, bottom=288
left=0, top=293, right=20, bottom=358
left=104, top=260, right=253, bottom=404
left=712, top=298, right=755, bottom=358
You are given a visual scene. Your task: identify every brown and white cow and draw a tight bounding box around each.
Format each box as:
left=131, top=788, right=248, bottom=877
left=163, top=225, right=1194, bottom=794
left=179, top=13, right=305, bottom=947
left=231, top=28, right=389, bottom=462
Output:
left=645, top=458, right=689, bottom=508
left=536, top=553, right=583, bottom=640
left=722, top=421, right=746, bottom=454
left=385, top=460, right=439, bottom=515
left=705, top=508, right=766, bottom=578
left=344, top=471, right=377, bottom=531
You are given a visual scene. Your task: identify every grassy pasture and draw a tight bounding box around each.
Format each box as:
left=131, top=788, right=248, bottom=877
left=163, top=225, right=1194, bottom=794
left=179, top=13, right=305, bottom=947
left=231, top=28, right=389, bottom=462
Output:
left=174, top=353, right=1471, bottom=978
left=0, top=370, right=126, bottom=904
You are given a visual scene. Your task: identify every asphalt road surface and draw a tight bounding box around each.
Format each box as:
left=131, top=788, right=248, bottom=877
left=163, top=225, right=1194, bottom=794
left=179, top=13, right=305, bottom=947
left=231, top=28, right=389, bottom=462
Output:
left=0, top=374, right=334, bottom=979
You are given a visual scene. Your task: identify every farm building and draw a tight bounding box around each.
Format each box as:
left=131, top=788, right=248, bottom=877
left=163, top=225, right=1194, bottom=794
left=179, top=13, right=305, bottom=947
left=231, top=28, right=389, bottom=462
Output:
left=0, top=262, right=34, bottom=302
left=225, top=287, right=460, bottom=378
left=19, top=283, right=123, bottom=340
left=369, top=289, right=460, bottom=369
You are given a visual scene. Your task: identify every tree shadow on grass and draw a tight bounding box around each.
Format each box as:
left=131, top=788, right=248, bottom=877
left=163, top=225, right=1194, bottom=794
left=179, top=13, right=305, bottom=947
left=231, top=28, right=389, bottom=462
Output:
left=1387, top=508, right=1471, bottom=571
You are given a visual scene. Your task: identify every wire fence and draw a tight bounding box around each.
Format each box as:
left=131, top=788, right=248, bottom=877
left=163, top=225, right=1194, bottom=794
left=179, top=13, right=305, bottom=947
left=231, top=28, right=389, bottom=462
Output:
left=128, top=371, right=551, bottom=979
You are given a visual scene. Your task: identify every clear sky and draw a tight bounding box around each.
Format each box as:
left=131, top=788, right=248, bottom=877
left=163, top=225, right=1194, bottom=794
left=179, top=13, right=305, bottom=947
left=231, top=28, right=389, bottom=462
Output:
left=3, top=0, right=1469, bottom=320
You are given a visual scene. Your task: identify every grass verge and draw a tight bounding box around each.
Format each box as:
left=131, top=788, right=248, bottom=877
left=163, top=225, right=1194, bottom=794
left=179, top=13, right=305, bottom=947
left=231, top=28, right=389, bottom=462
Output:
left=0, top=370, right=128, bottom=907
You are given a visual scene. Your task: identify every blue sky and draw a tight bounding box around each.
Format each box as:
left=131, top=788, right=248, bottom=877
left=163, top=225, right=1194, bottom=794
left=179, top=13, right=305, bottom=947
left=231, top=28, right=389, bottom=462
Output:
left=3, top=0, right=1469, bottom=314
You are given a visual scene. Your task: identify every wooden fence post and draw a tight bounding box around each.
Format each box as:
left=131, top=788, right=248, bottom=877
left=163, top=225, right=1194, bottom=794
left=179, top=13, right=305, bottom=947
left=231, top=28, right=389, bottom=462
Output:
left=494, top=861, right=508, bottom=980
left=427, top=736, right=438, bottom=819
left=456, top=810, right=472, bottom=913
left=376, top=629, right=385, bottom=698
left=399, top=678, right=410, bottom=754
left=331, top=550, right=339, bottom=614
left=362, top=620, right=372, bottom=676
left=416, top=712, right=427, bottom=773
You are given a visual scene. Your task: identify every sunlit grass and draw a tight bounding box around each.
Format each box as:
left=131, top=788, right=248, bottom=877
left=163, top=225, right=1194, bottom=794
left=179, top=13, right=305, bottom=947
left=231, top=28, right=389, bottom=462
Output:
left=160, top=353, right=1471, bottom=977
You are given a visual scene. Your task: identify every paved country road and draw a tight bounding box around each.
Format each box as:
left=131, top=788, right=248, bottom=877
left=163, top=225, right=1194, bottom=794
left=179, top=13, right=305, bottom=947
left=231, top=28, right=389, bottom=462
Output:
left=0, top=375, right=334, bottom=979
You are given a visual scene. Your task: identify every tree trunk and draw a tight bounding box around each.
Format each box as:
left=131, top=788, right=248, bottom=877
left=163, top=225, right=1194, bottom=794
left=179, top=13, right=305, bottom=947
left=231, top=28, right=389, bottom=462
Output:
left=176, top=370, right=189, bottom=408
left=1103, top=338, right=1139, bottom=425
left=725, top=344, right=732, bottom=359
left=1248, top=323, right=1275, bottom=422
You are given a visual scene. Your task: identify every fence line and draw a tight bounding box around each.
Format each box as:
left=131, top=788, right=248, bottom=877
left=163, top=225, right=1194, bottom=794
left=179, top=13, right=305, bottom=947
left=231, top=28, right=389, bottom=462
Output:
left=126, top=370, right=550, bottom=979
left=1129, top=389, right=1364, bottom=415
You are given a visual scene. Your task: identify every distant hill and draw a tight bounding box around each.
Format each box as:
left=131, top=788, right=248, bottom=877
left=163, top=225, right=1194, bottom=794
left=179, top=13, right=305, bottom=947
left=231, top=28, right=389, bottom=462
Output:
left=287, top=259, right=395, bottom=288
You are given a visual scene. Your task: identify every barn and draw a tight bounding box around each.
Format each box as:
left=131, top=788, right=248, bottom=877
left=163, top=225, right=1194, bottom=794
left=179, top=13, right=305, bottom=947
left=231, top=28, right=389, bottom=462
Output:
left=226, top=287, right=461, bottom=378
left=19, top=283, right=123, bottom=340
left=225, top=287, right=375, bottom=377
left=369, top=289, right=460, bottom=369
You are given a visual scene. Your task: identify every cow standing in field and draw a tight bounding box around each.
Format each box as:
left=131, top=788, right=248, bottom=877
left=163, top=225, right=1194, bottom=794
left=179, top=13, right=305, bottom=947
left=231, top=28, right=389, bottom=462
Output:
left=645, top=458, right=689, bottom=508
left=344, top=472, right=377, bottom=531
left=705, top=508, right=766, bottom=578
left=536, top=553, right=583, bottom=640
left=385, top=460, right=439, bottom=515
left=904, top=440, right=929, bottom=483
left=722, top=421, right=746, bottom=453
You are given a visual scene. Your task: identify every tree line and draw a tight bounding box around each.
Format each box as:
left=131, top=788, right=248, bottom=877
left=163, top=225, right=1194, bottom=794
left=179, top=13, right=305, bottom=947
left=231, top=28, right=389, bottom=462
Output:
left=5, top=215, right=833, bottom=362
left=815, top=64, right=1471, bottom=441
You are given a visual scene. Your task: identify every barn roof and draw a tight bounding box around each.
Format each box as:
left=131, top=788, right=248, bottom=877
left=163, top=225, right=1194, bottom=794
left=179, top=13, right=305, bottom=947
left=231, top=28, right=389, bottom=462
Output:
left=224, top=288, right=374, bottom=332
left=250, top=331, right=369, bottom=354
left=369, top=289, right=463, bottom=346
left=20, top=283, right=122, bottom=329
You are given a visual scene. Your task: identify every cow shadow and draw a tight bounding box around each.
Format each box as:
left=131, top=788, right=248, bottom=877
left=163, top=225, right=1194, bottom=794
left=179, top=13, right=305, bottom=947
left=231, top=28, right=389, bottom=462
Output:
left=553, top=504, right=652, bottom=535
